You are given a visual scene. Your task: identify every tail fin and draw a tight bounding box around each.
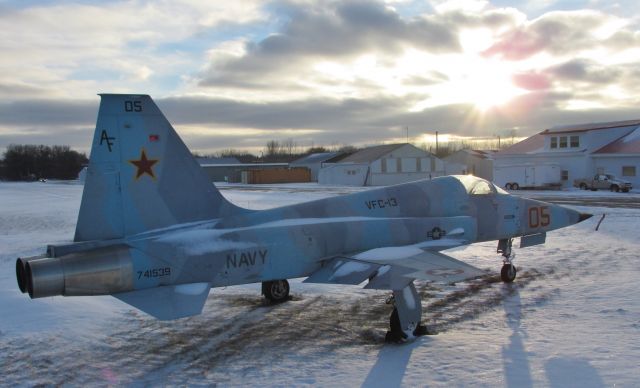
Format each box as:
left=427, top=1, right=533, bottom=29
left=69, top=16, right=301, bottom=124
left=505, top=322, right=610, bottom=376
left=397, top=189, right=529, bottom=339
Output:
left=74, top=94, right=244, bottom=242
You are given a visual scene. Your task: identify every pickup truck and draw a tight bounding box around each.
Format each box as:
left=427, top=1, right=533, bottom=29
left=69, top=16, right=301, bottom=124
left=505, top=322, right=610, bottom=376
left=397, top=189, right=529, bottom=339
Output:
left=573, top=174, right=633, bottom=192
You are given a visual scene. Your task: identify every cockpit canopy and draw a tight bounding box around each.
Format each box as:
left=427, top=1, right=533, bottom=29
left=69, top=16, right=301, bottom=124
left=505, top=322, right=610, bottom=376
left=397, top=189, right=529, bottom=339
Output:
left=453, top=175, right=509, bottom=195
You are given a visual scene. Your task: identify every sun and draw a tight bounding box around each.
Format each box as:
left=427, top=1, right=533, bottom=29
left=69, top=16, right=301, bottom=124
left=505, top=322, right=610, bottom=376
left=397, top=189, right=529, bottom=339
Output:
left=408, top=56, right=526, bottom=113
left=462, top=61, right=525, bottom=111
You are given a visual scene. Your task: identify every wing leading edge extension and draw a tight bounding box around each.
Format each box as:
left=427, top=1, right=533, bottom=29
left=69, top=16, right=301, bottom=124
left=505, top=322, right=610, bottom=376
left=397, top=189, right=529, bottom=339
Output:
left=304, top=238, right=485, bottom=291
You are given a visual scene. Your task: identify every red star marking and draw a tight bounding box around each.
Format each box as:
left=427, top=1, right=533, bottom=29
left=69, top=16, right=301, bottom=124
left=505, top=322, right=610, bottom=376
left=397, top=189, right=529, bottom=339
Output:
left=128, top=149, right=159, bottom=180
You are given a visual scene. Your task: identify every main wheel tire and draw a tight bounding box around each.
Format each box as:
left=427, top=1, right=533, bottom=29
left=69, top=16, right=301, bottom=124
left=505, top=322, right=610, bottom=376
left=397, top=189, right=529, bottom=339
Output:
left=579, top=183, right=587, bottom=190
left=505, top=183, right=513, bottom=190
left=385, top=308, right=407, bottom=343
left=611, top=185, right=620, bottom=192
left=501, top=264, right=517, bottom=283
left=262, top=279, right=290, bottom=303
left=512, top=183, right=520, bottom=190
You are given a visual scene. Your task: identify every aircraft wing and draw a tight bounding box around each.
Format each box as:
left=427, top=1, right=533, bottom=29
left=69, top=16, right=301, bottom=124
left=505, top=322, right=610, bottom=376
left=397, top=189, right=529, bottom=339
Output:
left=304, top=239, right=485, bottom=290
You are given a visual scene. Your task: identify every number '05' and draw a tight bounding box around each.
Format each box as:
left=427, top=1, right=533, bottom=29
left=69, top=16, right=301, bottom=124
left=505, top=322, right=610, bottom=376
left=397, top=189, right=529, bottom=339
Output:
left=528, top=206, right=550, bottom=228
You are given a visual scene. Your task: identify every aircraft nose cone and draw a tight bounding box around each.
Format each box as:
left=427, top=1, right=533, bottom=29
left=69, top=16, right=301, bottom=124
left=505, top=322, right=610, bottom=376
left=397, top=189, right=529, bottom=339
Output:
left=578, top=212, right=593, bottom=223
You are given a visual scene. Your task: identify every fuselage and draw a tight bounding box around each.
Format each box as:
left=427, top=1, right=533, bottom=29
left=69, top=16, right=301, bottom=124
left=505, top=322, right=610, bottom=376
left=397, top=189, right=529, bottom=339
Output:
left=127, top=175, right=582, bottom=290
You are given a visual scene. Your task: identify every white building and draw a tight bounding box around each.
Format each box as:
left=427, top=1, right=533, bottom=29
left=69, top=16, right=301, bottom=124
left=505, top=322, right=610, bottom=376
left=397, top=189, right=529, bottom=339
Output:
left=319, top=143, right=445, bottom=186
left=493, top=119, right=640, bottom=188
left=290, top=152, right=342, bottom=181
left=442, top=149, right=496, bottom=181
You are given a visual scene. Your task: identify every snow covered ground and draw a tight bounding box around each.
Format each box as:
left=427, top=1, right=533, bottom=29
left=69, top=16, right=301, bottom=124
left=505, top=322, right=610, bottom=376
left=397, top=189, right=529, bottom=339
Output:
left=1, top=181, right=639, bottom=386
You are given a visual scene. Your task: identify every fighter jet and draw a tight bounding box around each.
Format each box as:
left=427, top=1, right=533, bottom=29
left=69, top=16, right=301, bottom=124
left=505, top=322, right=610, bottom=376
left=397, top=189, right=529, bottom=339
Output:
left=16, top=94, right=592, bottom=342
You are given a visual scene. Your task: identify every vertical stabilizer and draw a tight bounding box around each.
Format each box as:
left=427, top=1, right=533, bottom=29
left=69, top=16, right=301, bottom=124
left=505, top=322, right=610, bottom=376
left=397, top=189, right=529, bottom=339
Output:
left=74, top=94, right=244, bottom=241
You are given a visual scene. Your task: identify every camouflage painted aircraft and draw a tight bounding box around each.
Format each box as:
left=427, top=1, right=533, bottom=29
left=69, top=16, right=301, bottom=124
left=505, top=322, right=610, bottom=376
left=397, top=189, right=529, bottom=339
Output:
left=16, top=94, right=592, bottom=342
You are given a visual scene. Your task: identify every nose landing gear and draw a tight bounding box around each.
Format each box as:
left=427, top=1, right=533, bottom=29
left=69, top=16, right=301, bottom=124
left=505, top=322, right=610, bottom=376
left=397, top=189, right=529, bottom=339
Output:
left=497, top=238, right=517, bottom=283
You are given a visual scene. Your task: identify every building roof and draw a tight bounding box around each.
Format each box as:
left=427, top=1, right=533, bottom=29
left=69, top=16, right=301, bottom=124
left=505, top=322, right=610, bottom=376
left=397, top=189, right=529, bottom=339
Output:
left=494, top=133, right=545, bottom=155
left=446, top=149, right=497, bottom=160
left=542, top=119, right=640, bottom=134
left=290, top=152, right=341, bottom=165
left=497, top=119, right=640, bottom=157
left=594, top=127, right=640, bottom=154
left=338, top=143, right=411, bottom=163
left=197, top=157, right=241, bottom=165
left=200, top=163, right=288, bottom=168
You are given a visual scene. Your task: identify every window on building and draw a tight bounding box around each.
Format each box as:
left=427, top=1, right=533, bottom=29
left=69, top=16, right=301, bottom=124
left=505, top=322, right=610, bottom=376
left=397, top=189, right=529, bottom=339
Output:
left=550, top=137, right=558, bottom=149
left=397, top=158, right=402, bottom=173
left=381, top=158, right=387, bottom=173
left=416, top=158, right=422, bottom=172
left=622, top=166, right=636, bottom=177
left=561, top=170, right=569, bottom=181
left=559, top=136, right=567, bottom=148
left=570, top=135, right=579, bottom=148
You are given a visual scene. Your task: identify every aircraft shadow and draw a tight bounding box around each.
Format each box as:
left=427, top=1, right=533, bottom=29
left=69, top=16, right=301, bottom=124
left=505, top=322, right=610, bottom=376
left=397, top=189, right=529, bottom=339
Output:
left=361, top=340, right=422, bottom=387
left=544, top=357, right=605, bottom=387
left=501, top=284, right=534, bottom=388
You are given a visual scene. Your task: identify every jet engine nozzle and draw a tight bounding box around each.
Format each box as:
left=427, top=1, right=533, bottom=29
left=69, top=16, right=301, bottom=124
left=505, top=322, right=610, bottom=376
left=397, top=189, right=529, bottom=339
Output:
left=25, top=257, right=65, bottom=298
left=16, top=245, right=135, bottom=299
left=16, top=257, right=35, bottom=294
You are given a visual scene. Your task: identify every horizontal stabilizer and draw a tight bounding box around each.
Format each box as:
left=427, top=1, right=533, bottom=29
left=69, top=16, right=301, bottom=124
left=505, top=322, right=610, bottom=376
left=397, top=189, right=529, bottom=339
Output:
left=114, top=282, right=211, bottom=320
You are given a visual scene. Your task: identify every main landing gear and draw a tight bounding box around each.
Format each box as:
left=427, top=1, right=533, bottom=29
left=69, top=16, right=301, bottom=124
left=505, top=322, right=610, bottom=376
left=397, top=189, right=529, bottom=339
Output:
left=262, top=279, right=290, bottom=303
left=385, top=282, right=430, bottom=343
left=497, top=238, right=517, bottom=283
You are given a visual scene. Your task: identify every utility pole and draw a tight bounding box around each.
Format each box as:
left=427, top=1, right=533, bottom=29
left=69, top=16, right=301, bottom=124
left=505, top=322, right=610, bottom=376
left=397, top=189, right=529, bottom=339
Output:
left=435, top=131, right=439, bottom=155
left=406, top=126, right=409, bottom=143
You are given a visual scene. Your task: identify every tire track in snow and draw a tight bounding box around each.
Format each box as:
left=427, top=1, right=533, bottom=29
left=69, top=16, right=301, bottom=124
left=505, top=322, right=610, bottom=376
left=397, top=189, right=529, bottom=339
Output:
left=0, top=266, right=565, bottom=385
left=422, top=268, right=559, bottom=333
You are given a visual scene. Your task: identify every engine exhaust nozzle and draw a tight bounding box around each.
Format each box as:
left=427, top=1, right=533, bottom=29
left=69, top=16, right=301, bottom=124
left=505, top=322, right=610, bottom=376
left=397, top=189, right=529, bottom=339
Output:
left=17, top=245, right=134, bottom=299
left=16, top=257, right=30, bottom=293
left=25, top=257, right=65, bottom=298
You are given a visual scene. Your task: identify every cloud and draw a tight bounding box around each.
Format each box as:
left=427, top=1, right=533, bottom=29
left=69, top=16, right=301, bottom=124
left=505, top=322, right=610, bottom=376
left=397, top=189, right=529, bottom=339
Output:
left=0, top=1, right=267, bottom=99
left=0, top=86, right=632, bottom=155
left=0, top=82, right=50, bottom=99
left=545, top=59, right=621, bottom=84
left=511, top=72, right=551, bottom=90
left=1, top=1, right=640, bottom=155
left=198, top=0, right=460, bottom=88
left=483, top=10, right=624, bottom=60
left=0, top=100, right=97, bottom=127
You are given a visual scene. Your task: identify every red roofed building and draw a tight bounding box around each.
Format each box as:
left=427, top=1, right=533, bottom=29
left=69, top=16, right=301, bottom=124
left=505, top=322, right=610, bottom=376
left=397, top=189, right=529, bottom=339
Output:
left=493, top=120, right=640, bottom=189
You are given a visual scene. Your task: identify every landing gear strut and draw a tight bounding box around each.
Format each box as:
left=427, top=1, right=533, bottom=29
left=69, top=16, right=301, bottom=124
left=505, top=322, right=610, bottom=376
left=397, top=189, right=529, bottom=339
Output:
left=497, top=238, right=517, bottom=283
left=262, top=279, right=290, bottom=303
left=385, top=282, right=430, bottom=343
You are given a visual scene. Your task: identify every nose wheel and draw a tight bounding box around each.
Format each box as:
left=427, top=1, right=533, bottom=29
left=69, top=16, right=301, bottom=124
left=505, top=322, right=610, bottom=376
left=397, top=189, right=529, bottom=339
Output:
left=497, top=238, right=517, bottom=283
left=500, top=263, right=517, bottom=283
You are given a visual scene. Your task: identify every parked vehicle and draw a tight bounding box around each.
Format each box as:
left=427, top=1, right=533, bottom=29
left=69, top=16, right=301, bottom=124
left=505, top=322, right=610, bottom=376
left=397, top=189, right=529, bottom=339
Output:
left=493, top=164, right=562, bottom=190
left=573, top=174, right=632, bottom=192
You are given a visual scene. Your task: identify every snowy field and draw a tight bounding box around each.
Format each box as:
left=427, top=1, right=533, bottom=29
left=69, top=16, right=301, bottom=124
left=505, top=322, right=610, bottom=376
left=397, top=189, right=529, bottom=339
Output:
left=1, top=181, right=639, bottom=386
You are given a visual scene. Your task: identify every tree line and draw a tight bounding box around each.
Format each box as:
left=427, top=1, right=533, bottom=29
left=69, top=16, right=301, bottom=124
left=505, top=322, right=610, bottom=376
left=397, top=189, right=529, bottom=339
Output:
left=0, top=144, right=88, bottom=181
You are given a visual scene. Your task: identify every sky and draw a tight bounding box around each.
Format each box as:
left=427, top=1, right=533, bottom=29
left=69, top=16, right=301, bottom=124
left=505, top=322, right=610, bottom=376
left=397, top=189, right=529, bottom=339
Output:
left=1, top=0, right=639, bottom=155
